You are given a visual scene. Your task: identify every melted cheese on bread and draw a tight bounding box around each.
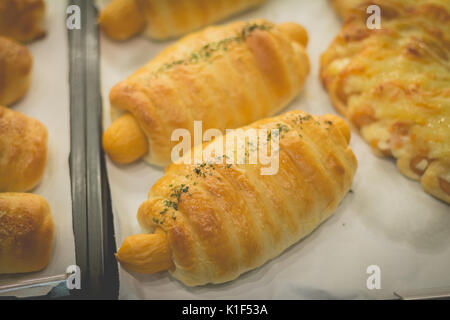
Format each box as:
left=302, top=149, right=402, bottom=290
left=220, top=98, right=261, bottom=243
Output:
left=322, top=0, right=450, bottom=203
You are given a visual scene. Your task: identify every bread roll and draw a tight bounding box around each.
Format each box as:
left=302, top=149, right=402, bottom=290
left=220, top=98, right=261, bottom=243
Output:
left=116, top=110, right=357, bottom=286
left=321, top=0, right=450, bottom=203
left=0, top=36, right=33, bottom=106
left=103, top=19, right=310, bottom=166
left=98, top=0, right=265, bottom=41
left=0, top=193, right=54, bottom=274
left=0, top=106, right=48, bottom=192
left=0, top=0, right=46, bottom=43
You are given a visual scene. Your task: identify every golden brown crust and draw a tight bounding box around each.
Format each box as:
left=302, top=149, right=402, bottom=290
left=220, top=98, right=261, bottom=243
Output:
left=0, top=193, right=54, bottom=274
left=0, top=36, right=32, bottom=106
left=108, top=20, right=310, bottom=166
left=116, top=230, right=174, bottom=274
left=139, top=0, right=266, bottom=40
left=119, top=110, right=357, bottom=286
left=102, top=113, right=148, bottom=164
left=99, top=0, right=265, bottom=41
left=0, top=0, right=46, bottom=43
left=322, top=0, right=450, bottom=204
left=0, top=106, right=48, bottom=192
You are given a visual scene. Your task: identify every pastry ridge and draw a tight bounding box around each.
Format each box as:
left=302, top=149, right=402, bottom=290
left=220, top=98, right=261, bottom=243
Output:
left=140, top=0, right=266, bottom=40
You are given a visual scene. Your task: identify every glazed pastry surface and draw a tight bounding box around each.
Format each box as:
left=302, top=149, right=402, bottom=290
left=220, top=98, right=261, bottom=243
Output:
left=98, top=0, right=265, bottom=40
left=105, top=19, right=310, bottom=166
left=117, top=110, right=357, bottom=286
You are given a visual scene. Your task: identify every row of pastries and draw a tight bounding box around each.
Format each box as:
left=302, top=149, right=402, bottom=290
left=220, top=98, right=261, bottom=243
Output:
left=0, top=0, right=448, bottom=289
left=99, top=0, right=449, bottom=286
left=0, top=0, right=53, bottom=275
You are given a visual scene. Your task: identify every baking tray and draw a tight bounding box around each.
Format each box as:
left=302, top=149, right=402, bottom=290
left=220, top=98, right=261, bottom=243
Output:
left=68, top=0, right=88, bottom=298
left=97, top=0, right=450, bottom=300
left=6, top=0, right=446, bottom=300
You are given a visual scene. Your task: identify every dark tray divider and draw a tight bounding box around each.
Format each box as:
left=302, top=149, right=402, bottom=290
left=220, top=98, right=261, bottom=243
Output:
left=68, top=0, right=119, bottom=299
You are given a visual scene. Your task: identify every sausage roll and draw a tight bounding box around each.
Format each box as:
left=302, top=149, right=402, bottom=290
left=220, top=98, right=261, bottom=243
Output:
left=98, top=0, right=265, bottom=41
left=0, top=36, right=33, bottom=106
left=103, top=19, right=310, bottom=166
left=116, top=110, right=357, bottom=286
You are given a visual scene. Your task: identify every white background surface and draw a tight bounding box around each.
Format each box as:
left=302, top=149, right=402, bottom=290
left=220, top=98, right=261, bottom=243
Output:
left=98, top=0, right=450, bottom=299
left=0, top=1, right=76, bottom=297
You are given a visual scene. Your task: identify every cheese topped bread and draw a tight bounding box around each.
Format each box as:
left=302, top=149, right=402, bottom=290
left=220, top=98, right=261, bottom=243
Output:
left=321, top=0, right=450, bottom=203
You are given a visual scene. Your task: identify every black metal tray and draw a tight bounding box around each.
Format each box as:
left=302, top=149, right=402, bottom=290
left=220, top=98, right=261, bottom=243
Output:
left=69, top=0, right=118, bottom=299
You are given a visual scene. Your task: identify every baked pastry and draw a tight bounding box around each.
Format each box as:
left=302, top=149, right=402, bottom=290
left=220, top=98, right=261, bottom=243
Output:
left=98, top=0, right=266, bottom=41
left=116, top=110, right=357, bottom=286
left=0, top=0, right=46, bottom=43
left=331, top=0, right=434, bottom=20
left=97, top=0, right=146, bottom=41
left=0, top=36, right=33, bottom=106
left=0, top=106, right=48, bottom=192
left=0, top=193, right=54, bottom=274
left=321, top=0, right=450, bottom=203
left=103, top=19, right=310, bottom=166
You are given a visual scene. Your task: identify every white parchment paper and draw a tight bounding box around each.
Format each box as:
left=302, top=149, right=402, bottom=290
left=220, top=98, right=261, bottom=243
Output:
left=98, top=0, right=450, bottom=300
left=0, top=1, right=76, bottom=298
